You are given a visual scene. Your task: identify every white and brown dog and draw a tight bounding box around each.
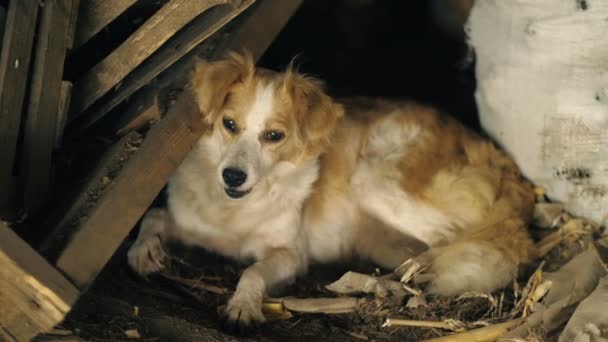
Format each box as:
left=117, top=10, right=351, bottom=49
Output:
left=128, top=52, right=535, bottom=331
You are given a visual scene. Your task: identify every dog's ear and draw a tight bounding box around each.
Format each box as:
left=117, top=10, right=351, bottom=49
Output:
left=190, top=51, right=255, bottom=124
left=281, top=68, right=344, bottom=155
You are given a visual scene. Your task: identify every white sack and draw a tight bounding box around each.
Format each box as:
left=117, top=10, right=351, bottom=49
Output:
left=468, top=0, right=608, bottom=224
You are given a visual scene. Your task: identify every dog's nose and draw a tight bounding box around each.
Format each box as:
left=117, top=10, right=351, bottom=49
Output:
left=222, top=168, right=247, bottom=188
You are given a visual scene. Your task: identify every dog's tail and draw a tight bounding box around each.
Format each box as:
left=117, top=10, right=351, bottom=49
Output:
left=422, top=153, right=537, bottom=296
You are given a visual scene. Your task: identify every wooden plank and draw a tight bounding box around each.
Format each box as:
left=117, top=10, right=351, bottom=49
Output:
left=70, top=0, right=229, bottom=116
left=65, top=0, right=81, bottom=50
left=0, top=0, right=40, bottom=214
left=73, top=0, right=137, bottom=49
left=57, top=89, right=206, bottom=288
left=21, top=0, right=76, bottom=214
left=55, top=81, right=74, bottom=147
left=0, top=222, right=79, bottom=341
left=67, top=0, right=254, bottom=132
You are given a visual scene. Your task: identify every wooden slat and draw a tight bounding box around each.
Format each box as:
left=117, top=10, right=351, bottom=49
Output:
left=55, top=81, right=74, bottom=147
left=57, top=90, right=206, bottom=288
left=0, top=0, right=40, bottom=215
left=68, top=0, right=254, bottom=133
left=70, top=0, right=229, bottom=116
left=21, top=0, right=77, bottom=214
left=73, top=0, right=138, bottom=49
left=0, top=222, right=79, bottom=341
left=64, top=0, right=80, bottom=50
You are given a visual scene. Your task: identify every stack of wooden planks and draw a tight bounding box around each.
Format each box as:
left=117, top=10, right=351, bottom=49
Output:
left=0, top=0, right=302, bottom=339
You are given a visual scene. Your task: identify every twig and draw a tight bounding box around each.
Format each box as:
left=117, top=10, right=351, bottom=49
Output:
left=422, top=319, right=523, bottom=342
left=382, top=318, right=467, bottom=332
left=345, top=331, right=369, bottom=340
left=402, top=284, right=422, bottom=296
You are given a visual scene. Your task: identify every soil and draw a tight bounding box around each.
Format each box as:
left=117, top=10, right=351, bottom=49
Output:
left=38, top=239, right=517, bottom=342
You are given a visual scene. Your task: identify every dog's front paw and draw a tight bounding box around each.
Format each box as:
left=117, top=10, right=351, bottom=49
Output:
left=127, top=234, right=167, bottom=275
left=221, top=292, right=266, bottom=335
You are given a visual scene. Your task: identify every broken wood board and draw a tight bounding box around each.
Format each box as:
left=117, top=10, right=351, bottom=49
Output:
left=0, top=222, right=79, bottom=341
left=0, top=0, right=40, bottom=215
left=70, top=0, right=232, bottom=116
left=21, top=0, right=79, bottom=215
left=56, top=89, right=207, bottom=288
left=67, top=0, right=256, bottom=133
left=73, top=0, right=138, bottom=48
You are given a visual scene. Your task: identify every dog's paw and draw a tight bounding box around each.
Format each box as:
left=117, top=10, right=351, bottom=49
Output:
left=127, top=234, right=166, bottom=275
left=221, top=292, right=266, bottom=335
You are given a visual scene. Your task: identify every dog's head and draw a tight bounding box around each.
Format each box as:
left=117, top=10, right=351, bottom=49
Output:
left=191, top=52, right=343, bottom=199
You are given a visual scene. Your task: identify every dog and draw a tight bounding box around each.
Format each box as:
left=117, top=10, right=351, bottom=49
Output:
left=127, top=51, right=536, bottom=332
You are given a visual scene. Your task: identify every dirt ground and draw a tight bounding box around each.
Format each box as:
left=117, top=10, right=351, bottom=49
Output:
left=32, top=199, right=605, bottom=342
left=39, top=238, right=519, bottom=342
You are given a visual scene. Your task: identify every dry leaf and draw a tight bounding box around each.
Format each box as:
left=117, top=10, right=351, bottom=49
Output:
left=559, top=276, right=608, bottom=342
left=282, top=297, right=360, bottom=314
left=124, top=329, right=141, bottom=339
left=504, top=246, right=607, bottom=339
left=406, top=295, right=428, bottom=308
left=326, top=271, right=405, bottom=298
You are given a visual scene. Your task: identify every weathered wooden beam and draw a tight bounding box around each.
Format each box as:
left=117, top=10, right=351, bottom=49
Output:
left=67, top=0, right=255, bottom=133
left=0, top=0, right=40, bottom=215
left=56, top=90, right=206, bottom=288
left=21, top=0, right=78, bottom=215
left=73, top=0, right=138, bottom=49
left=0, top=222, right=79, bottom=341
left=70, top=0, right=231, bottom=116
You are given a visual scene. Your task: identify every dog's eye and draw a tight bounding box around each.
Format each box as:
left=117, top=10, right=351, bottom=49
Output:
left=222, top=118, right=238, bottom=133
left=263, top=130, right=284, bottom=143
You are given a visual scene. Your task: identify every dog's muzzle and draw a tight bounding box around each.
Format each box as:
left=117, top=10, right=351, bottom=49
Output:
left=222, top=167, right=251, bottom=199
